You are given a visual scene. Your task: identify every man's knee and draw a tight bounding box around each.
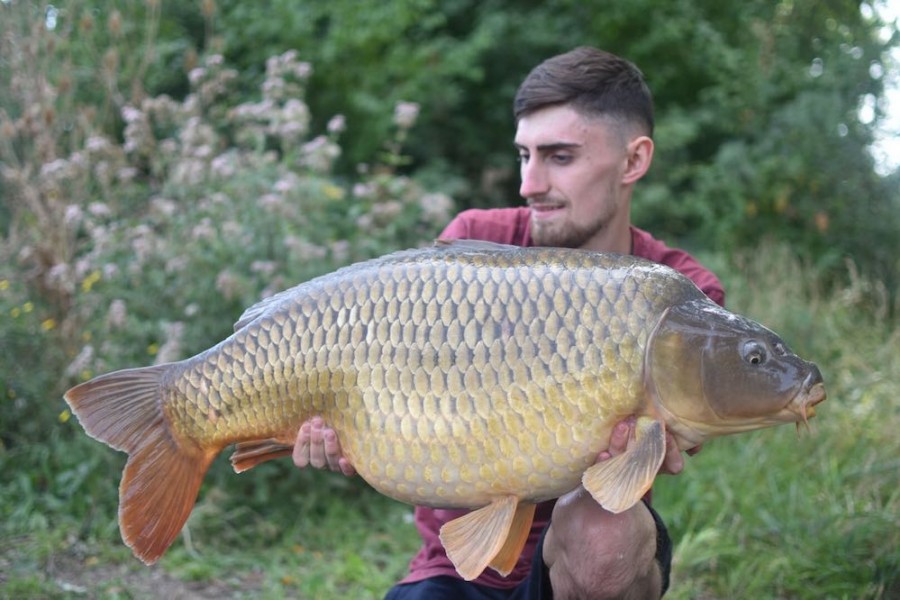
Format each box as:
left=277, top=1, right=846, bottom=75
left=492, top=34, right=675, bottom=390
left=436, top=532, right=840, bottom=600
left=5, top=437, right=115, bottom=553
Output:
left=543, top=491, right=662, bottom=599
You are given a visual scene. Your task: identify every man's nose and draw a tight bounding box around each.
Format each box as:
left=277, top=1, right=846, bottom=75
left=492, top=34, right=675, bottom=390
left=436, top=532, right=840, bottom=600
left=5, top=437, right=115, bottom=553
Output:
left=519, top=159, right=549, bottom=198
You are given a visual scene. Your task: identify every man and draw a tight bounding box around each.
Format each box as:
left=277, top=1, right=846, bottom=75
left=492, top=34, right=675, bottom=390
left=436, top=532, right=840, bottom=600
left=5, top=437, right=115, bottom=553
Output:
left=293, top=47, right=724, bottom=598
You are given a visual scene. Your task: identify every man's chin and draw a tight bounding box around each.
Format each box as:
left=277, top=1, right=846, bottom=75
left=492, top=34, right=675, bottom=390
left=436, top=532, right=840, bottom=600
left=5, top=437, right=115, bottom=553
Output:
left=533, top=229, right=575, bottom=248
left=531, top=221, right=593, bottom=249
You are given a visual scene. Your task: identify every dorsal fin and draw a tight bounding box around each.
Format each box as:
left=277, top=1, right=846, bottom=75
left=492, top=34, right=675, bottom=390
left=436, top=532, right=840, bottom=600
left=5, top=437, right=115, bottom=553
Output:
left=232, top=284, right=305, bottom=331
left=235, top=240, right=518, bottom=332
left=233, top=295, right=278, bottom=331
left=434, top=238, right=521, bottom=252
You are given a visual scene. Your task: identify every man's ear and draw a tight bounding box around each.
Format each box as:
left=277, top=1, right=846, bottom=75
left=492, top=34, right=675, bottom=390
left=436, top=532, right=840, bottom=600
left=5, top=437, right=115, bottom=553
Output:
left=622, top=136, right=654, bottom=185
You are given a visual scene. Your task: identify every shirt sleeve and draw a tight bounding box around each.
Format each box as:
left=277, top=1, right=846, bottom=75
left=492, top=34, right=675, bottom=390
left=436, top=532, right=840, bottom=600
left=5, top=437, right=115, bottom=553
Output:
left=439, top=213, right=471, bottom=240
left=437, top=208, right=532, bottom=245
left=666, top=254, right=726, bottom=307
left=631, top=226, right=726, bottom=307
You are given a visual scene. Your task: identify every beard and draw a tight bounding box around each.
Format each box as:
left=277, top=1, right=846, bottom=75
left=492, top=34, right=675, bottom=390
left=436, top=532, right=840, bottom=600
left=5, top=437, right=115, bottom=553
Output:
left=529, top=192, right=619, bottom=249
left=531, top=214, right=602, bottom=248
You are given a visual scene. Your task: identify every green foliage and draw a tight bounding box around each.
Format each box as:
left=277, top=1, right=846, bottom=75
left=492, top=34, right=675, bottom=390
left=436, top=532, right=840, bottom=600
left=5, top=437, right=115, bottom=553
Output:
left=10, top=1, right=896, bottom=290
left=210, top=0, right=900, bottom=293
left=625, top=1, right=900, bottom=292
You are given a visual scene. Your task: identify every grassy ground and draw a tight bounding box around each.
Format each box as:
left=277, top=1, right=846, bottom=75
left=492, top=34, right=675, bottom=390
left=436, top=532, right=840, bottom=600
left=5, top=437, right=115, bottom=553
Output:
left=1, top=246, right=897, bottom=599
left=1, top=461, right=422, bottom=598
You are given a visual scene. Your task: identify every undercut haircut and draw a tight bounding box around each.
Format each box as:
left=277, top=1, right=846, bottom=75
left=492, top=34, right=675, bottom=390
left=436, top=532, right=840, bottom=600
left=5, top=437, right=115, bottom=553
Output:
left=514, top=46, right=654, bottom=138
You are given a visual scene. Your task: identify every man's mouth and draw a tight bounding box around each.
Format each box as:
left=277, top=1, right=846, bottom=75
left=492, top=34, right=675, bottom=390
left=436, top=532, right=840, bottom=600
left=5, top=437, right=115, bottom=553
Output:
left=529, top=202, right=566, bottom=219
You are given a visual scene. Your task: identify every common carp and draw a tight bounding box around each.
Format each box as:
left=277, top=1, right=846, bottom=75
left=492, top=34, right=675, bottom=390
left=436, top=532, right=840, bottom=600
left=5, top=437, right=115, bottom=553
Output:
left=64, top=240, right=825, bottom=580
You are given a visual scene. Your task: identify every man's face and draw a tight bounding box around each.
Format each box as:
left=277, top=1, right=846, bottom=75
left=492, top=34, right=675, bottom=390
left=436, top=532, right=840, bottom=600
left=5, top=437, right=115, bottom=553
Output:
left=515, top=104, right=632, bottom=251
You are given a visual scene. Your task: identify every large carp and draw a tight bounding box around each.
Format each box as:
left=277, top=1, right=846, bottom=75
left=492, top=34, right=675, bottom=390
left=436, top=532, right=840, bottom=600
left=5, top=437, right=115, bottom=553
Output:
left=64, top=240, right=825, bottom=580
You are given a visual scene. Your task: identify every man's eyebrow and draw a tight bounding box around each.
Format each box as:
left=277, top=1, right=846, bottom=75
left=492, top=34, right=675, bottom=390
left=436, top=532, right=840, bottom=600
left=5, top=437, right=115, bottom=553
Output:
left=514, top=142, right=582, bottom=152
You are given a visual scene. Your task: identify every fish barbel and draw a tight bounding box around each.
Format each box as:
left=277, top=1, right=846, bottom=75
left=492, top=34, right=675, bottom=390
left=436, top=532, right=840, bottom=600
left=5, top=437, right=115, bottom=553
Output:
left=64, top=240, right=826, bottom=580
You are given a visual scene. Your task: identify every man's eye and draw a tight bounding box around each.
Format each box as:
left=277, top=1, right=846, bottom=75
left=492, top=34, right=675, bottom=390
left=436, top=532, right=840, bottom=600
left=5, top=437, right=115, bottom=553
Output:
left=552, top=154, right=573, bottom=164
left=517, top=153, right=530, bottom=163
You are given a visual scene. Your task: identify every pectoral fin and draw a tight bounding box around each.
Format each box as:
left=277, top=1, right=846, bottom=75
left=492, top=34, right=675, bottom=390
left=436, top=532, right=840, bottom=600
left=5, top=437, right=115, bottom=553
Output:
left=230, top=433, right=296, bottom=473
left=582, top=417, right=666, bottom=513
left=488, top=502, right=536, bottom=576
left=439, top=495, right=520, bottom=581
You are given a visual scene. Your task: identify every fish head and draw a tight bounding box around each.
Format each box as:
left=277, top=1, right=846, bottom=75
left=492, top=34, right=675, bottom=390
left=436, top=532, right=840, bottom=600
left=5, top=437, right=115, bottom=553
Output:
left=646, top=299, right=826, bottom=444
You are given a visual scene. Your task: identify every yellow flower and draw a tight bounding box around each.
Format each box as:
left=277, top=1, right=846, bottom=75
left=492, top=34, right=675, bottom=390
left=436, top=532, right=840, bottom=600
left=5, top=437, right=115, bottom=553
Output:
left=10, top=307, right=21, bottom=318
left=147, top=343, right=159, bottom=355
left=59, top=409, right=71, bottom=423
left=41, top=318, right=57, bottom=331
left=81, top=270, right=102, bottom=293
left=323, top=183, right=345, bottom=200
left=23, top=301, right=34, bottom=313
left=0, top=279, right=9, bottom=291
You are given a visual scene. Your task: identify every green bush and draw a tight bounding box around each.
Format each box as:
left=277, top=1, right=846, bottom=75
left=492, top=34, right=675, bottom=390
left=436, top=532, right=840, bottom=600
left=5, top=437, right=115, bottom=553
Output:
left=8, top=1, right=896, bottom=293
left=210, top=0, right=900, bottom=295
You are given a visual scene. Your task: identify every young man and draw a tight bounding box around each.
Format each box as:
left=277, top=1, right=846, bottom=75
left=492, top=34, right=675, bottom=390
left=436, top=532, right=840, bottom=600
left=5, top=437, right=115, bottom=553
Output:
left=294, top=47, right=724, bottom=598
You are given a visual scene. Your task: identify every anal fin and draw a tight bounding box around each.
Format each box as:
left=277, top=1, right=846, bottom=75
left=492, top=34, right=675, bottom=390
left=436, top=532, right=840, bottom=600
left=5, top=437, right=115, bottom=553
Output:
left=230, top=432, right=296, bottom=473
left=488, top=502, right=536, bottom=576
left=439, top=495, right=520, bottom=581
left=582, top=416, right=666, bottom=513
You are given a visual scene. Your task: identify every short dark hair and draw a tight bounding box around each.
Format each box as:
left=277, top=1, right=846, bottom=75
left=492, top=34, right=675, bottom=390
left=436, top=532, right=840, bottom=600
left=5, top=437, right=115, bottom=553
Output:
left=513, top=47, right=654, bottom=137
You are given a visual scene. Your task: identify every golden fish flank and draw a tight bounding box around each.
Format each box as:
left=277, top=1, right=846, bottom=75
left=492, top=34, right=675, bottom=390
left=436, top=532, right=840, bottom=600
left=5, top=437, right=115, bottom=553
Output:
left=63, top=240, right=825, bottom=581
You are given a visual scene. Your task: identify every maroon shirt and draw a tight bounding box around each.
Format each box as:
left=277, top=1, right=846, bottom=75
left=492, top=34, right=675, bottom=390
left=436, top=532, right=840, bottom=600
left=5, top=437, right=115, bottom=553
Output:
left=400, top=207, right=725, bottom=589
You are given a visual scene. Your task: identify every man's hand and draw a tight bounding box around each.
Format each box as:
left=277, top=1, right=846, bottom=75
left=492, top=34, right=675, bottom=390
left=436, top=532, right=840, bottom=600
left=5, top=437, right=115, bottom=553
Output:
left=597, top=417, right=700, bottom=475
left=292, top=417, right=356, bottom=477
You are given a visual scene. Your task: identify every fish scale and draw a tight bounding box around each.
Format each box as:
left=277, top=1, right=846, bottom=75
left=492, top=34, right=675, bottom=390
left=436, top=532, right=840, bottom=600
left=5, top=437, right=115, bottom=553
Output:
left=64, top=240, right=825, bottom=579
left=206, top=250, right=615, bottom=491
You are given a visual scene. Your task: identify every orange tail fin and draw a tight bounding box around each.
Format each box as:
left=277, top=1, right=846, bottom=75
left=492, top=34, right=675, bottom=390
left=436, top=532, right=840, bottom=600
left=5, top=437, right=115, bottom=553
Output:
left=64, top=365, right=216, bottom=564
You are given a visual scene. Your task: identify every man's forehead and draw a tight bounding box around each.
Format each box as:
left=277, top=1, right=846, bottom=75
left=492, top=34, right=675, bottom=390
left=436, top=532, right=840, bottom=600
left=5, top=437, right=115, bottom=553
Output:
left=515, top=106, right=615, bottom=148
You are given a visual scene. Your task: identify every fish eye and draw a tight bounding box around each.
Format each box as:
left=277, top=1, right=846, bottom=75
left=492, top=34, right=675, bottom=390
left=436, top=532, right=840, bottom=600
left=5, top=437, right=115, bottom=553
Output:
left=742, top=340, right=768, bottom=366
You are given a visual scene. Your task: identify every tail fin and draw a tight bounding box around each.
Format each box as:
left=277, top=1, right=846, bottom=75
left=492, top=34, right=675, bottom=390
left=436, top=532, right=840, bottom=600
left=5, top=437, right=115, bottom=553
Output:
left=64, top=365, right=217, bottom=564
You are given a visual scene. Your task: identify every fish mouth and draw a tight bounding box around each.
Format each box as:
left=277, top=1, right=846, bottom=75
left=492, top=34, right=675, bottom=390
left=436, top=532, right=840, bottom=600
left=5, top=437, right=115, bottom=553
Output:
left=794, top=370, right=826, bottom=431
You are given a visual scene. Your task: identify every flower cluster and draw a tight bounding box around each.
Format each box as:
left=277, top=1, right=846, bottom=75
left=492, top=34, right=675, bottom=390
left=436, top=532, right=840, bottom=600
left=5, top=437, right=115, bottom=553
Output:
left=2, top=43, right=454, bottom=384
left=231, top=50, right=316, bottom=155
